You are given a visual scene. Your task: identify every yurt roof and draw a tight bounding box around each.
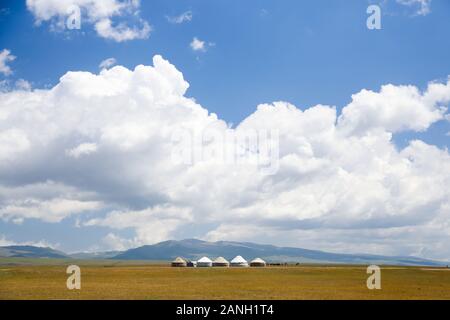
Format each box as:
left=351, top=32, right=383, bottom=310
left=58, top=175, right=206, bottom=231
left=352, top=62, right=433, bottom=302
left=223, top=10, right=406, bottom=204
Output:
left=213, top=257, right=229, bottom=263
left=231, top=255, right=247, bottom=263
left=198, top=256, right=212, bottom=263
left=172, top=257, right=186, bottom=263
left=251, top=258, right=266, bottom=263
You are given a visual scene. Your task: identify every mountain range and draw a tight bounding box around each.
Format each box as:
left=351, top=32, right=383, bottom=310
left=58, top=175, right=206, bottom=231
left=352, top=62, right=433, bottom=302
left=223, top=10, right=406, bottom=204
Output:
left=0, top=239, right=447, bottom=266
left=0, top=245, right=68, bottom=259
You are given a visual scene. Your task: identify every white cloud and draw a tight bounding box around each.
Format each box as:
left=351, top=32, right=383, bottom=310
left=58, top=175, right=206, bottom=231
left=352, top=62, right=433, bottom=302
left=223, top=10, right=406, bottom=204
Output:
left=0, top=129, right=30, bottom=161
left=86, top=205, right=193, bottom=247
left=396, top=0, right=432, bottom=16
left=0, top=181, right=102, bottom=224
left=101, top=233, right=139, bottom=251
left=0, top=79, right=32, bottom=92
left=166, top=11, right=193, bottom=24
left=66, top=142, right=98, bottom=158
left=99, top=57, right=117, bottom=70
left=190, top=37, right=206, bottom=52
left=0, top=49, right=15, bottom=76
left=15, top=79, right=32, bottom=91
left=95, top=18, right=151, bottom=42
left=0, top=55, right=449, bottom=258
left=26, top=0, right=151, bottom=41
left=0, top=198, right=102, bottom=223
left=337, top=82, right=448, bottom=135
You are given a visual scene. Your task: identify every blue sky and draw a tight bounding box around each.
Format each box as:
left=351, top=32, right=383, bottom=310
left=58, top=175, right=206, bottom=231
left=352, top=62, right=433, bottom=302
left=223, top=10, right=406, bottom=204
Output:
left=2, top=1, right=449, bottom=137
left=0, top=0, right=449, bottom=257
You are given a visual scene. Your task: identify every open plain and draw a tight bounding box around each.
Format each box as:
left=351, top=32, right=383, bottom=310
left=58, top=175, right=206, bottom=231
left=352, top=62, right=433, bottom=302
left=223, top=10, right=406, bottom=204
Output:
left=1, top=258, right=450, bottom=300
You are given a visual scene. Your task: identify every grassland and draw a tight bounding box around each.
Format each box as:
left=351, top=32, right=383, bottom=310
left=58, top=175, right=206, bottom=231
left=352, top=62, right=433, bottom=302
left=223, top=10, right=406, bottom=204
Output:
left=1, top=258, right=450, bottom=300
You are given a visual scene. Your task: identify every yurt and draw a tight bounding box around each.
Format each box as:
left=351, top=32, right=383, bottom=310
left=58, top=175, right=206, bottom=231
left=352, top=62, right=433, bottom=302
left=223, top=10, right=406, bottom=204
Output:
left=212, top=257, right=230, bottom=267
left=230, top=255, right=249, bottom=267
left=197, top=256, right=213, bottom=267
left=171, top=257, right=187, bottom=267
left=250, top=258, right=266, bottom=267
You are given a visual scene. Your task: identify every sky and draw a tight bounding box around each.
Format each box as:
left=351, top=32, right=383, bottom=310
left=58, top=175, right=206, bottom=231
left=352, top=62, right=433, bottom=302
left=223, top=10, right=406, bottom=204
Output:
left=0, top=0, right=449, bottom=259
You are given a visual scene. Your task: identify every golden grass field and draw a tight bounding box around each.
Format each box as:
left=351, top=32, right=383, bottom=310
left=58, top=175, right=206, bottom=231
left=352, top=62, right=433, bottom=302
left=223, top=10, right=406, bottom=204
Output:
left=1, top=258, right=450, bottom=300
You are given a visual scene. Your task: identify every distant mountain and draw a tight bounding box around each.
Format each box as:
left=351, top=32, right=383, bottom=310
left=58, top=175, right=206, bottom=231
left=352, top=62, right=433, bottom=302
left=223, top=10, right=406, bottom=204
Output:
left=69, top=251, right=123, bottom=260
left=1, top=240, right=447, bottom=266
left=0, top=245, right=68, bottom=259
left=112, top=239, right=447, bottom=266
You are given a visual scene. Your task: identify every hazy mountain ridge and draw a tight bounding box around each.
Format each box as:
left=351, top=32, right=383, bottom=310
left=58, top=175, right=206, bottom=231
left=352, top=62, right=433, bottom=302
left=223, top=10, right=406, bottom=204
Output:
left=69, top=251, right=123, bottom=260
left=0, top=245, right=68, bottom=259
left=0, top=240, right=447, bottom=266
left=113, top=239, right=446, bottom=266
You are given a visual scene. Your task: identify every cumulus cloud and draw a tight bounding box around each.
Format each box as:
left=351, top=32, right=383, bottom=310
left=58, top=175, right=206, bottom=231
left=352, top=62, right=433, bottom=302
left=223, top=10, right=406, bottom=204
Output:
left=0, top=55, right=449, bottom=258
left=99, top=57, right=117, bottom=70
left=337, top=81, right=449, bottom=135
left=101, top=233, right=138, bottom=251
left=396, top=0, right=432, bottom=16
left=0, top=49, right=15, bottom=76
left=26, top=0, right=151, bottom=41
left=86, top=205, right=193, bottom=246
left=0, top=181, right=102, bottom=224
left=166, top=11, right=193, bottom=24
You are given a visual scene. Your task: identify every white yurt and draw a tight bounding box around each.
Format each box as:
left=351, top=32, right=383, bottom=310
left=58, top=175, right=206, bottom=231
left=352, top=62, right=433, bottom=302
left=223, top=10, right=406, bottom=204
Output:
left=171, top=257, right=187, bottom=267
left=212, top=257, right=230, bottom=267
left=230, top=255, right=249, bottom=267
left=250, top=258, right=266, bottom=267
left=197, top=256, right=213, bottom=267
